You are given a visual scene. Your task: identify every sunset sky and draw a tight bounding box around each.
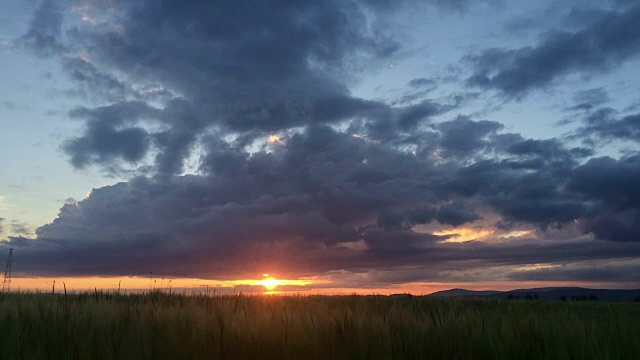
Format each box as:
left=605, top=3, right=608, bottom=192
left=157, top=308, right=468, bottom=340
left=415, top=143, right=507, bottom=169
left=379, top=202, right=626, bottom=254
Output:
left=1, top=0, right=640, bottom=294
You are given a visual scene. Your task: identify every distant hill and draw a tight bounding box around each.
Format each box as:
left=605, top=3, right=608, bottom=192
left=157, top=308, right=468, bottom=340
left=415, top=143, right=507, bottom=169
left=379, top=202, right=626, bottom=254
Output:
left=428, top=287, right=640, bottom=302
left=428, top=288, right=501, bottom=297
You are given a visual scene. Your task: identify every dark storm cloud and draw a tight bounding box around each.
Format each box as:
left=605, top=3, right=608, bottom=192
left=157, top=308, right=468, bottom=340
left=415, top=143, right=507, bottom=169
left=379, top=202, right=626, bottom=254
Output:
left=374, top=202, right=476, bottom=231
left=570, top=156, right=640, bottom=211
left=63, top=122, right=150, bottom=168
left=2, top=236, right=31, bottom=248
left=396, top=100, right=447, bottom=130
left=440, top=140, right=595, bottom=228
left=21, top=0, right=479, bottom=174
left=434, top=116, right=503, bottom=157
left=363, top=231, right=446, bottom=256
left=467, top=5, right=640, bottom=96
left=506, top=138, right=593, bottom=160
left=10, top=0, right=640, bottom=286
left=7, top=123, right=640, bottom=280
left=62, top=101, right=160, bottom=168
left=435, top=201, right=480, bottom=227
left=22, top=0, right=417, bottom=173
left=569, top=155, right=640, bottom=242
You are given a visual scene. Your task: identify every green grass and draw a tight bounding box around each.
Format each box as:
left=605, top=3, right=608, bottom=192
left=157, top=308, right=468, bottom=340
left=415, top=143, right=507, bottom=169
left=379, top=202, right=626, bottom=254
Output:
left=1, top=292, right=639, bottom=359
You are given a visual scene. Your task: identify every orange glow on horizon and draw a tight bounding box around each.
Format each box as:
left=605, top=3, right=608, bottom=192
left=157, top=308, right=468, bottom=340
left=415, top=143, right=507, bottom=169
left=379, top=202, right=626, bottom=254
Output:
left=6, top=276, right=630, bottom=296
left=8, top=275, right=314, bottom=294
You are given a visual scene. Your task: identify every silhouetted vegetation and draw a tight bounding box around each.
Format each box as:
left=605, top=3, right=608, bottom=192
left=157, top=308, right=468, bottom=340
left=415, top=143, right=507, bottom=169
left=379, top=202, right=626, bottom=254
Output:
left=1, top=292, right=639, bottom=359
left=565, top=294, right=599, bottom=302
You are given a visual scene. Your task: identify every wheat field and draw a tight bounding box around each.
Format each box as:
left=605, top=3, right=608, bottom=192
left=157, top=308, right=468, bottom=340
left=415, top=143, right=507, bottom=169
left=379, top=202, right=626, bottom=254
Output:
left=0, top=292, right=639, bottom=359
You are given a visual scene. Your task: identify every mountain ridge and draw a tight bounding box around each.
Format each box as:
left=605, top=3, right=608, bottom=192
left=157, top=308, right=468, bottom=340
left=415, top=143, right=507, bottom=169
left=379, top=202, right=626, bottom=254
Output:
left=428, top=287, right=640, bottom=302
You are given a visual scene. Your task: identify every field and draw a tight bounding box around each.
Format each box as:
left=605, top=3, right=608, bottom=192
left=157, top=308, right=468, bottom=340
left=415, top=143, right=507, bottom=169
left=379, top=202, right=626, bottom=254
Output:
left=1, top=292, right=639, bottom=359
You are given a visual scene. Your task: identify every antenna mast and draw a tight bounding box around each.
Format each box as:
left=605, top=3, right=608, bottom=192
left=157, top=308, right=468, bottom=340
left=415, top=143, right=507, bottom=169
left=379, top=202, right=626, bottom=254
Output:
left=2, top=249, right=13, bottom=293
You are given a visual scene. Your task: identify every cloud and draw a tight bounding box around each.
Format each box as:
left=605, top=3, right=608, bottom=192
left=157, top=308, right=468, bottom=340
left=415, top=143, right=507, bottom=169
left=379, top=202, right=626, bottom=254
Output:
left=62, top=101, right=159, bottom=168
left=21, top=0, right=64, bottom=57
left=5, top=123, right=640, bottom=282
left=20, top=0, right=410, bottom=174
left=408, top=77, right=437, bottom=89
left=507, top=260, right=640, bottom=283
left=435, top=201, right=480, bottom=227
left=568, top=155, right=640, bottom=242
left=9, top=221, right=31, bottom=236
left=435, top=116, right=503, bottom=157
left=466, top=5, right=640, bottom=97
left=2, top=101, right=31, bottom=112
left=574, top=108, right=640, bottom=142
left=9, top=0, right=640, bottom=287
left=568, top=87, right=610, bottom=111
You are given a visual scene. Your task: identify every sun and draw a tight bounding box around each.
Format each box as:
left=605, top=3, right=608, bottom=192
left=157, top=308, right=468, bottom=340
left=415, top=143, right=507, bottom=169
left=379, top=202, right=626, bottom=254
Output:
left=257, top=274, right=282, bottom=291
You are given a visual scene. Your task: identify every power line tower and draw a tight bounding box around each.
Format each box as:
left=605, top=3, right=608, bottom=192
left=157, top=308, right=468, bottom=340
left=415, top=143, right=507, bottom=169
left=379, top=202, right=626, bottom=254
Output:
left=2, top=249, right=13, bottom=293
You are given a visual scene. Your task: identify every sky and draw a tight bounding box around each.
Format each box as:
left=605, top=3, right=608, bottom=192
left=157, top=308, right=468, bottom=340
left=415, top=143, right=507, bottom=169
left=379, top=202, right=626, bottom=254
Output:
left=1, top=0, right=640, bottom=294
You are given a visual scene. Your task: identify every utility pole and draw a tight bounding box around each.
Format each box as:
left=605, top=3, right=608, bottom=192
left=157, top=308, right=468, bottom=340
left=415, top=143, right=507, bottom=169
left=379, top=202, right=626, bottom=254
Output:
left=2, top=249, right=13, bottom=293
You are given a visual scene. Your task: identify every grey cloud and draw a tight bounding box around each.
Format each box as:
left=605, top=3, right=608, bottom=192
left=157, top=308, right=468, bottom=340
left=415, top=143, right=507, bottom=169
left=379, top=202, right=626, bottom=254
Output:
left=10, top=221, right=31, bottom=236
left=569, top=87, right=610, bottom=111
left=397, top=100, right=446, bottom=130
left=63, top=122, right=150, bottom=168
left=435, top=201, right=480, bottom=227
left=21, top=0, right=64, bottom=56
left=570, top=155, right=640, bottom=212
left=442, top=150, right=591, bottom=228
left=611, top=0, right=636, bottom=8
left=10, top=123, right=640, bottom=280
left=1, top=236, right=32, bottom=248
left=61, top=57, right=131, bottom=102
left=62, top=101, right=159, bottom=169
left=575, top=108, right=640, bottom=142
left=23, top=0, right=410, bottom=174
left=507, top=138, right=593, bottom=161
left=568, top=155, right=640, bottom=242
left=13, top=0, right=640, bottom=285
left=467, top=5, right=640, bottom=96
left=3, top=101, right=31, bottom=112
left=408, top=77, right=437, bottom=89
left=375, top=201, right=478, bottom=231
left=503, top=15, right=544, bottom=35
left=363, top=230, right=446, bottom=256
left=508, top=261, right=640, bottom=283
left=22, top=0, right=480, bottom=175
left=435, top=116, right=503, bottom=157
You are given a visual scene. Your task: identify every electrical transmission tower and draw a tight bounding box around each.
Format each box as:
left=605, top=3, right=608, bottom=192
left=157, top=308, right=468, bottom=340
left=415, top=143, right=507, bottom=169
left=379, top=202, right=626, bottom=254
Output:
left=2, top=249, right=13, bottom=293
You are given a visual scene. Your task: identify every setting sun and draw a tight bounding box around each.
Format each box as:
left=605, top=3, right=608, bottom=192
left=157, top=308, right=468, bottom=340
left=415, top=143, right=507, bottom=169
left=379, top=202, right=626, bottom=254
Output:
left=257, top=274, right=282, bottom=291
